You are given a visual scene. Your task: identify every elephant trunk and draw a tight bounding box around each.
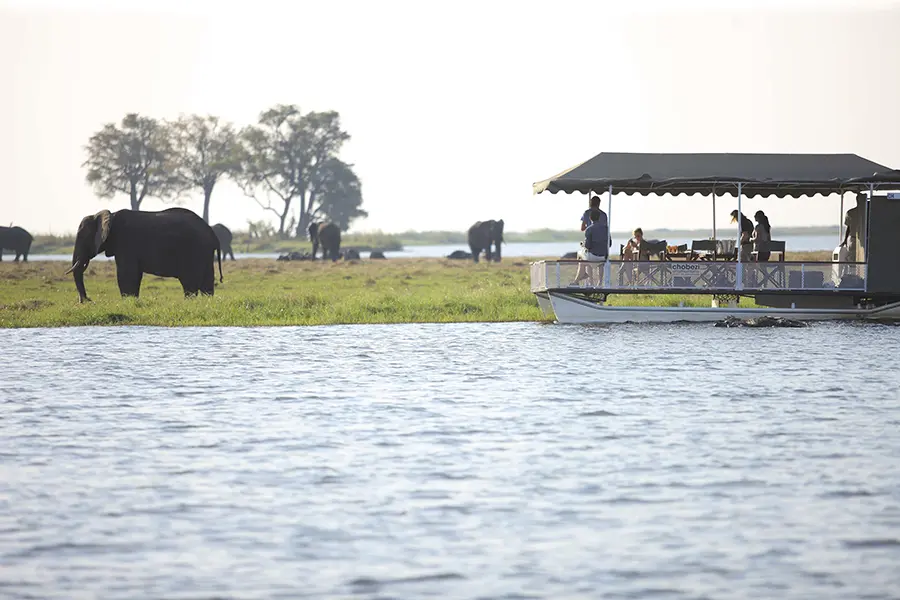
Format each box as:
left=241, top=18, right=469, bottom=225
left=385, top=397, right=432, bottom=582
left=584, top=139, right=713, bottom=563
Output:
left=68, top=255, right=90, bottom=303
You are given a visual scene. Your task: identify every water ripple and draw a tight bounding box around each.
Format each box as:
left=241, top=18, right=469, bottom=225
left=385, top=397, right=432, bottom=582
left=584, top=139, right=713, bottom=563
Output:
left=1, top=322, right=899, bottom=599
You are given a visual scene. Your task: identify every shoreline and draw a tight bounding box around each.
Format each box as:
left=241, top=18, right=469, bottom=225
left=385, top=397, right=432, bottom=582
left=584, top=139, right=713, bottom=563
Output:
left=0, top=254, right=831, bottom=328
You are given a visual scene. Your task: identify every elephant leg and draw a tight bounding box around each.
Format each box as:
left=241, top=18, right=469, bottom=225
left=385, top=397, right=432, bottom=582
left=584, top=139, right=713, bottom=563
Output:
left=14, top=252, right=20, bottom=262
left=181, top=278, right=199, bottom=297
left=199, top=262, right=215, bottom=296
left=117, top=266, right=143, bottom=298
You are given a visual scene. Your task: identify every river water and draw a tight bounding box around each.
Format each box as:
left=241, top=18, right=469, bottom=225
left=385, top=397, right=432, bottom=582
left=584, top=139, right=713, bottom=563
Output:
left=2, top=322, right=899, bottom=599
left=25, top=235, right=841, bottom=263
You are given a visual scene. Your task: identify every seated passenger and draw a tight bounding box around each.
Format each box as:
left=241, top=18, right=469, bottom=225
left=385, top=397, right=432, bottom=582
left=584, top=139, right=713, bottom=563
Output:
left=622, top=228, right=644, bottom=261
left=573, top=208, right=609, bottom=285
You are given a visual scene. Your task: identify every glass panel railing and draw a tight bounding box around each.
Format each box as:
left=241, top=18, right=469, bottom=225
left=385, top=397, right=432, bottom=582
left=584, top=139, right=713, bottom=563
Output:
left=529, top=260, right=867, bottom=292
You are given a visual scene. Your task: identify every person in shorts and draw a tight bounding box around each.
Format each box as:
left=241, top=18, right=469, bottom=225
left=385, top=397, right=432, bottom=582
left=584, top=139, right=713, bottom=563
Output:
left=573, top=208, right=609, bottom=285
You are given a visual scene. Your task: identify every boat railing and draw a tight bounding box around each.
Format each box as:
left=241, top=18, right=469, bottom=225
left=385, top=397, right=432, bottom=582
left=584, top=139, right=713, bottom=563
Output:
left=530, top=260, right=868, bottom=293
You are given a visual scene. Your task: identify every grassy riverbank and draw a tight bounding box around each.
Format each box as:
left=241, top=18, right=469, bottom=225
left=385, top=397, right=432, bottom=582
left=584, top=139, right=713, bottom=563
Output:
left=0, top=252, right=831, bottom=328
left=0, top=258, right=544, bottom=327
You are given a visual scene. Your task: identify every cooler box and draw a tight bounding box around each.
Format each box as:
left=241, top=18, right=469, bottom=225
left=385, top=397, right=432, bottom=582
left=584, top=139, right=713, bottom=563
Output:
left=832, top=244, right=849, bottom=286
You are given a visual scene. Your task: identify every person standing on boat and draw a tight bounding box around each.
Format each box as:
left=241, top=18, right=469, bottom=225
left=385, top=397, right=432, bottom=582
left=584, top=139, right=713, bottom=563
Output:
left=752, top=210, right=772, bottom=262
left=573, top=208, right=610, bottom=285
left=730, top=210, right=754, bottom=261
left=841, top=194, right=868, bottom=263
left=581, top=196, right=604, bottom=231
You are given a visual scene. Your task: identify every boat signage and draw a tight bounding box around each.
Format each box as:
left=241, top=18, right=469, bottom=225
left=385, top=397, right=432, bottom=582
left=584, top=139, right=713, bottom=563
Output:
left=887, top=192, right=900, bottom=200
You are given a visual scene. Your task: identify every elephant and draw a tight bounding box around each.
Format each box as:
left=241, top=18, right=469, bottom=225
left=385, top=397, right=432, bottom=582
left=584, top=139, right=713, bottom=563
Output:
left=65, top=208, right=223, bottom=303
left=467, top=219, right=504, bottom=263
left=369, top=250, right=386, bottom=260
left=308, top=221, right=341, bottom=261
left=0, top=225, right=34, bottom=262
left=212, top=223, right=235, bottom=260
left=344, top=248, right=361, bottom=260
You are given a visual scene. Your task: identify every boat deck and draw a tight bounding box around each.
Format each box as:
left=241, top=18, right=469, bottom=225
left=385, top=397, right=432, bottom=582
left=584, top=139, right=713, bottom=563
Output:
left=530, top=260, right=867, bottom=295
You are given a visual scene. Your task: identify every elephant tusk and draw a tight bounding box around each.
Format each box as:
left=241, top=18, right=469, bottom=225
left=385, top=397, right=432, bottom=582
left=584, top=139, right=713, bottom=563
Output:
left=64, top=261, right=81, bottom=275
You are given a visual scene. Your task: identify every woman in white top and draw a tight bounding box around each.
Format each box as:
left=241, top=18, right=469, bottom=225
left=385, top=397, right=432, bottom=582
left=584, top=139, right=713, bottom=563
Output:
left=622, top=228, right=644, bottom=261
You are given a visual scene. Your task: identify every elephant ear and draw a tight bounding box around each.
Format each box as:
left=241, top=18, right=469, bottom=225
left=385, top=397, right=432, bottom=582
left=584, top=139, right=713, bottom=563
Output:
left=93, top=210, right=111, bottom=254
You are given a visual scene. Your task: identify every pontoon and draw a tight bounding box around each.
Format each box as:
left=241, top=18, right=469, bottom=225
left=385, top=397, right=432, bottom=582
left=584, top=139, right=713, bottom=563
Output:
left=530, top=153, right=900, bottom=324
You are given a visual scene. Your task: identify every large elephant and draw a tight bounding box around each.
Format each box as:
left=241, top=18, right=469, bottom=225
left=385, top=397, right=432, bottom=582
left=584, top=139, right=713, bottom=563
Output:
left=212, top=223, right=235, bottom=260
left=65, top=208, right=222, bottom=303
left=0, top=225, right=34, bottom=262
left=467, top=219, right=504, bottom=263
left=308, top=221, right=341, bottom=261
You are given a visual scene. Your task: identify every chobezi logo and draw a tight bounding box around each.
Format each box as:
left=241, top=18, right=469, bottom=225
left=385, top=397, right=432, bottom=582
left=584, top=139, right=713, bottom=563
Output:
left=671, top=263, right=701, bottom=270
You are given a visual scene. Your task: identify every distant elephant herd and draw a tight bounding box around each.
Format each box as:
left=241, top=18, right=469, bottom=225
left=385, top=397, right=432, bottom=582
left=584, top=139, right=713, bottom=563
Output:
left=0, top=210, right=505, bottom=303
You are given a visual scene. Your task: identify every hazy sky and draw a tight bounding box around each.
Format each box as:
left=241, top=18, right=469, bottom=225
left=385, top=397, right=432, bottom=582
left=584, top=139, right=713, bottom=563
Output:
left=2, top=0, right=899, bottom=235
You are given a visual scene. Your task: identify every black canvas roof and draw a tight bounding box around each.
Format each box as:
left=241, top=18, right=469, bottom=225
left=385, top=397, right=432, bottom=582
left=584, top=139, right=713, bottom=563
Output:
left=533, top=152, right=900, bottom=198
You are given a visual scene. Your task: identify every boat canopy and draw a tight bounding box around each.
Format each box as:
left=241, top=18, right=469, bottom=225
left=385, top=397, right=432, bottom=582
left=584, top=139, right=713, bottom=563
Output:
left=533, top=152, right=900, bottom=198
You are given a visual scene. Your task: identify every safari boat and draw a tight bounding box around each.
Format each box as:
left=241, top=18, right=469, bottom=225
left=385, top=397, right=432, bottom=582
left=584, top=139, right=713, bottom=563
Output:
left=530, top=153, right=900, bottom=324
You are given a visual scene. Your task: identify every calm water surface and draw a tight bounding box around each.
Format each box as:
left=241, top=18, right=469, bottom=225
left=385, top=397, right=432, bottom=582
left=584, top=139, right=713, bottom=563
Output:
left=2, top=322, right=899, bottom=599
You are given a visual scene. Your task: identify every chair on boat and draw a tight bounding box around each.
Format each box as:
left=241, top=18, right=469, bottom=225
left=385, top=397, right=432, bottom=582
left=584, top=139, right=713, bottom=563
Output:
left=635, top=240, right=669, bottom=287
left=749, top=240, right=787, bottom=289
left=691, top=239, right=718, bottom=260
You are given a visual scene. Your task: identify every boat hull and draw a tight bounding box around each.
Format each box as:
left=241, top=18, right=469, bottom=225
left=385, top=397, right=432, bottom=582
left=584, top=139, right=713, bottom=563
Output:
left=544, top=292, right=900, bottom=324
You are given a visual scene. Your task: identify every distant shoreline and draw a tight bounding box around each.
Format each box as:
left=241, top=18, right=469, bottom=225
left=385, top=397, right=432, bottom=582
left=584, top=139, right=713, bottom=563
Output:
left=26, top=226, right=840, bottom=255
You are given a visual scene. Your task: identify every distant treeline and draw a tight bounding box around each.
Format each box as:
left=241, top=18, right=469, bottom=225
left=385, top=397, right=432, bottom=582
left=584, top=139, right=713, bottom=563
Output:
left=28, top=226, right=840, bottom=255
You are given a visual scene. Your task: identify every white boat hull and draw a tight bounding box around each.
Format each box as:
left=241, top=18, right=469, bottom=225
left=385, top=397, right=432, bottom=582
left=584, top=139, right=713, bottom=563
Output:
left=544, top=292, right=900, bottom=324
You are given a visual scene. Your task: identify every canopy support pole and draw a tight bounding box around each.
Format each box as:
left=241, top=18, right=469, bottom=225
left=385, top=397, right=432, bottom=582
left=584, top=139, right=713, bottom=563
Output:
left=712, top=189, right=716, bottom=240
left=865, top=183, right=873, bottom=285
left=605, top=184, right=613, bottom=287
left=736, top=183, right=743, bottom=292
left=839, top=191, right=845, bottom=246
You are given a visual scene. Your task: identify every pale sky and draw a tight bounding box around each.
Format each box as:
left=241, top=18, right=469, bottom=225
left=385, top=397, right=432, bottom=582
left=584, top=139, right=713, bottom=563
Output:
left=2, top=0, right=899, bottom=235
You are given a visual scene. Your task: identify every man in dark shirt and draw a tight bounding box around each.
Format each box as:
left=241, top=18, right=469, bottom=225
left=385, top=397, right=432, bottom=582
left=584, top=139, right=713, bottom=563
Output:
left=581, top=196, right=603, bottom=231
left=573, top=209, right=610, bottom=285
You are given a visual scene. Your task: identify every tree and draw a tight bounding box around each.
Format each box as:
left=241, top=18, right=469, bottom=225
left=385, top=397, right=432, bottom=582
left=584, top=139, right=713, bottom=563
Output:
left=311, top=158, right=367, bottom=232
left=236, top=104, right=353, bottom=237
left=169, top=114, right=242, bottom=223
left=83, top=113, right=175, bottom=210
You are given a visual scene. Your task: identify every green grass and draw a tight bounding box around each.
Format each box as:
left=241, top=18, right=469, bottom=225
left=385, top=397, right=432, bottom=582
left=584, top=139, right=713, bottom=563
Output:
left=0, top=258, right=546, bottom=327
left=0, top=251, right=833, bottom=327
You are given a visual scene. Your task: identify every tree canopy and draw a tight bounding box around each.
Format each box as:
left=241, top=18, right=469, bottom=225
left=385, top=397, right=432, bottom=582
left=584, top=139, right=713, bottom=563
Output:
left=169, top=114, right=242, bottom=223
left=83, top=113, right=176, bottom=211
left=313, top=158, right=367, bottom=232
left=82, top=105, right=365, bottom=235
